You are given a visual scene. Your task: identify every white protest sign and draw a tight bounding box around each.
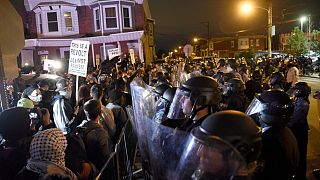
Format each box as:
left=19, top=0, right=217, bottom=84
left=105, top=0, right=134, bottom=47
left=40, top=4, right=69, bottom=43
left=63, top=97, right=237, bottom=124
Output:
left=68, top=40, right=90, bottom=77
left=129, top=48, right=135, bottom=64
left=183, top=44, right=193, bottom=57
left=108, top=48, right=121, bottom=60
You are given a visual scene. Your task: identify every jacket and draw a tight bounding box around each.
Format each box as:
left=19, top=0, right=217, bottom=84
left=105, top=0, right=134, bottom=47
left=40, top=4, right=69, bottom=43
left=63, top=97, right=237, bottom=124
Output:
left=52, top=94, right=74, bottom=134
left=78, top=120, right=113, bottom=170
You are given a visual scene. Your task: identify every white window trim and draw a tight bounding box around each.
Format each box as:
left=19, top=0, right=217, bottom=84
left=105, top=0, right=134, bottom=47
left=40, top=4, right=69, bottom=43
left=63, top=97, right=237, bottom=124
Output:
left=122, top=5, right=132, bottom=29
left=36, top=13, right=43, bottom=34
left=47, top=11, right=60, bottom=32
left=93, top=7, right=101, bottom=31
left=103, top=5, right=119, bottom=30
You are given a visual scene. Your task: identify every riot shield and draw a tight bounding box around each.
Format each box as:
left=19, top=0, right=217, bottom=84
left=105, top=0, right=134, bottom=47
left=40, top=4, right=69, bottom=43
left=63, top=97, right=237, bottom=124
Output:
left=174, top=129, right=247, bottom=180
left=130, top=77, right=189, bottom=179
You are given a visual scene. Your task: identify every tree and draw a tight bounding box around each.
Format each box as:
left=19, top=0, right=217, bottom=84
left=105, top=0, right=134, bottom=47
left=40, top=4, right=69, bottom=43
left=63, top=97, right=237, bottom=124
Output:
left=311, top=29, right=320, bottom=53
left=286, top=27, right=308, bottom=56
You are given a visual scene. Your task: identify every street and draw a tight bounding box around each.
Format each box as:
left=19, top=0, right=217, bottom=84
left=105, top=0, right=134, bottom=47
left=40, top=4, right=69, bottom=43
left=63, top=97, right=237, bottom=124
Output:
left=300, top=76, right=320, bottom=179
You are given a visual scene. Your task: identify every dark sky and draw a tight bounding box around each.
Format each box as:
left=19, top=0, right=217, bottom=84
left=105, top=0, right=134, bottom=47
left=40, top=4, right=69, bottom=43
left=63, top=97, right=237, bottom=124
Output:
left=149, top=0, right=320, bottom=52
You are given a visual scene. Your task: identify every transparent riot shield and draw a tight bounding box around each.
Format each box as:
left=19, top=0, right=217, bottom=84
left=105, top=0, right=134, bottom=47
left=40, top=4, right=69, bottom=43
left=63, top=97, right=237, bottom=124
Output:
left=173, top=128, right=247, bottom=180
left=130, top=77, right=189, bottom=179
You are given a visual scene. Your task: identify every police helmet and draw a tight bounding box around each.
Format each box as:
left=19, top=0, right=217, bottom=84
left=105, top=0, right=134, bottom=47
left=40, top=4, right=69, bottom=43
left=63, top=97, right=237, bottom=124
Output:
left=162, top=87, right=177, bottom=103
left=246, top=90, right=294, bottom=126
left=181, top=76, right=221, bottom=106
left=154, top=83, right=172, bottom=96
left=226, top=78, right=245, bottom=93
left=292, top=82, right=311, bottom=98
left=194, top=110, right=262, bottom=164
left=222, top=73, right=236, bottom=84
left=269, top=72, right=285, bottom=88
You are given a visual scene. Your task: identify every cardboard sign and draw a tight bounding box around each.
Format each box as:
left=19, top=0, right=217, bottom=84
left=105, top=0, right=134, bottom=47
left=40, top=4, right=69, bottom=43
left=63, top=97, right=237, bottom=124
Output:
left=129, top=48, right=135, bottom=64
left=68, top=40, right=90, bottom=77
left=108, top=48, right=121, bottom=60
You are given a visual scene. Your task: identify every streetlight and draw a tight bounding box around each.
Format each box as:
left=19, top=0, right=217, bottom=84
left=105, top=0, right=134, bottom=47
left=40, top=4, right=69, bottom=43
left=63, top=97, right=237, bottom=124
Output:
left=240, top=1, right=272, bottom=58
left=300, top=16, right=307, bottom=32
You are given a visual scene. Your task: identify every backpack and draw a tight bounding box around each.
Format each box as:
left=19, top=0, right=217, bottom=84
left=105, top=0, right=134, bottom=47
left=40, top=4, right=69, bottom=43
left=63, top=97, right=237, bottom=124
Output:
left=65, top=127, right=98, bottom=179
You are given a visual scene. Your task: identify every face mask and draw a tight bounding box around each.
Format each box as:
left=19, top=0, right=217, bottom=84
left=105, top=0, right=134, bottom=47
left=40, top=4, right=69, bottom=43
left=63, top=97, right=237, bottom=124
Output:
left=29, top=94, right=42, bottom=103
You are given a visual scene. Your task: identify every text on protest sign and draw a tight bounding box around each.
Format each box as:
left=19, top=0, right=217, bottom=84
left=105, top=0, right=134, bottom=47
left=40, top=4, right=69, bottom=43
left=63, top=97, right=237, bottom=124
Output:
left=68, top=40, right=90, bottom=77
left=108, top=48, right=121, bottom=60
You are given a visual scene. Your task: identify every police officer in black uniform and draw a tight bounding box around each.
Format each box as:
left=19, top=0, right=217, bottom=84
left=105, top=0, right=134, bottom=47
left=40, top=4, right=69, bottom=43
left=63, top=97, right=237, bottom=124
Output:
left=175, top=110, right=262, bottom=179
left=167, top=76, right=221, bottom=132
left=246, top=89, right=299, bottom=180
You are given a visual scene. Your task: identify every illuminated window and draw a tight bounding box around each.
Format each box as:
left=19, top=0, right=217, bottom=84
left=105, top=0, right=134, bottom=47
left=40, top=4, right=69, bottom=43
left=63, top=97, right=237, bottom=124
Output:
left=64, top=12, right=73, bottom=31
left=47, top=12, right=58, bottom=32
left=256, top=39, right=260, bottom=46
left=250, top=39, right=254, bottom=46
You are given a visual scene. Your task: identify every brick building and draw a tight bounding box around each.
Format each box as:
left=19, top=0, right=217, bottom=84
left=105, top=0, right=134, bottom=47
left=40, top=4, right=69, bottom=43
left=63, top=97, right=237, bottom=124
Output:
left=17, top=0, right=155, bottom=70
left=209, top=35, right=267, bottom=58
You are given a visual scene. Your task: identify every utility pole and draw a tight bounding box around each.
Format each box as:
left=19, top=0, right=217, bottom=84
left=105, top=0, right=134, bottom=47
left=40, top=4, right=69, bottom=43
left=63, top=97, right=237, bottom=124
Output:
left=267, top=0, right=272, bottom=58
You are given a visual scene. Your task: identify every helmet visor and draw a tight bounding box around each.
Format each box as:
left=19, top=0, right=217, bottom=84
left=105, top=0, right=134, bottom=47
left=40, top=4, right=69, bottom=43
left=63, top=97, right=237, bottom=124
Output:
left=173, top=128, right=247, bottom=179
left=166, top=88, right=190, bottom=120
left=245, top=96, right=268, bottom=116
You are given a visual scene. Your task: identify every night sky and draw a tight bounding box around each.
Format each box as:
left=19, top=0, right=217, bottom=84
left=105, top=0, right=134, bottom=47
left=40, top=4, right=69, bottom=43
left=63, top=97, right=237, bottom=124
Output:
left=149, top=0, right=320, bottom=52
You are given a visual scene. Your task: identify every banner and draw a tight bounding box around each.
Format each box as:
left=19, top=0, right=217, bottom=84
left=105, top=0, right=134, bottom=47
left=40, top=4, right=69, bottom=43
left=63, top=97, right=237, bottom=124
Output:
left=68, top=40, right=90, bottom=77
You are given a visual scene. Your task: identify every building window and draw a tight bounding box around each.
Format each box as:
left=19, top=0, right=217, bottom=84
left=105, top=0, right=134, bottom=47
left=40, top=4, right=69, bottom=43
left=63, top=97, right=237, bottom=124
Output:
left=105, top=6, right=117, bottom=29
left=64, top=12, right=73, bottom=31
left=93, top=8, right=101, bottom=31
left=47, top=12, right=58, bottom=32
left=122, top=6, right=132, bottom=28
left=256, top=39, right=260, bottom=46
left=250, top=39, right=254, bottom=46
left=231, top=41, right=234, bottom=48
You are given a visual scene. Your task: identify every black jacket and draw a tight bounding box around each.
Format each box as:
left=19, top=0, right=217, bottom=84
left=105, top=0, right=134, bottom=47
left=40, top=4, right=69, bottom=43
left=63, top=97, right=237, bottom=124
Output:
left=255, top=126, right=299, bottom=180
left=78, top=120, right=113, bottom=170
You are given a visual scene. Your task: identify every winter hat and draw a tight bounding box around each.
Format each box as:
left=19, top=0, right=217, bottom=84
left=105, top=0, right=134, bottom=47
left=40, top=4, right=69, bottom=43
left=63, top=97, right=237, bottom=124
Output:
left=17, top=98, right=34, bottom=109
left=0, top=107, right=30, bottom=141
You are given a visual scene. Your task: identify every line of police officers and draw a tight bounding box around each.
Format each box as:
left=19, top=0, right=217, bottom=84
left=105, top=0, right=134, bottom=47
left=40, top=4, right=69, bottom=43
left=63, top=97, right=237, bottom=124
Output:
left=143, top=71, right=312, bottom=180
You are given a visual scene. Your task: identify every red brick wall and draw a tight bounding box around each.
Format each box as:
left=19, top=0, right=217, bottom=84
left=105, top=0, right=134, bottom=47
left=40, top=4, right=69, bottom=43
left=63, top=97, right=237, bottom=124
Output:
left=134, top=4, right=144, bottom=30
left=78, top=6, right=94, bottom=35
left=28, top=12, right=38, bottom=38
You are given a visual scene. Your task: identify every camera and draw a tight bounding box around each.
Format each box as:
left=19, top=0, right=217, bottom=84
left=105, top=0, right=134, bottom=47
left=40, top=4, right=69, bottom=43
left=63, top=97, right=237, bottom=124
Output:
left=29, top=108, right=46, bottom=128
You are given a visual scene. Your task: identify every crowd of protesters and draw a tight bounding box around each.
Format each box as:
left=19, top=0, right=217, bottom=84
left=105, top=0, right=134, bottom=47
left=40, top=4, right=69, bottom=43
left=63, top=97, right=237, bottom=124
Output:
left=0, top=53, right=319, bottom=180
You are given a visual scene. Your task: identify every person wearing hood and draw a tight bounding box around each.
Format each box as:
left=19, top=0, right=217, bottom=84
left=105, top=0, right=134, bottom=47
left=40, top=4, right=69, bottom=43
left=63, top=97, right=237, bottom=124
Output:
left=15, top=128, right=77, bottom=180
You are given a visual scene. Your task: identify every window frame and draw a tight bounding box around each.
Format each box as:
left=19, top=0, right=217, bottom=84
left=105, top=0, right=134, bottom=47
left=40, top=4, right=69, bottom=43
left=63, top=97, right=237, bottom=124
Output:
left=103, top=5, right=118, bottom=30
left=47, top=11, right=59, bottom=32
left=64, top=11, right=73, bottom=32
left=93, top=7, right=101, bottom=31
left=122, top=5, right=132, bottom=29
